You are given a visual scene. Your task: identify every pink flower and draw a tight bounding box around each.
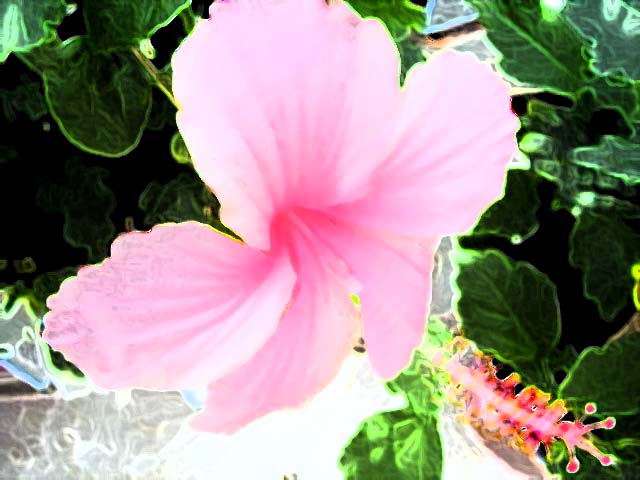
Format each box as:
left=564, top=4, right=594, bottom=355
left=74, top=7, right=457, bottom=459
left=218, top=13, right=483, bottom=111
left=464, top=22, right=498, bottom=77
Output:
left=43, top=0, right=518, bottom=433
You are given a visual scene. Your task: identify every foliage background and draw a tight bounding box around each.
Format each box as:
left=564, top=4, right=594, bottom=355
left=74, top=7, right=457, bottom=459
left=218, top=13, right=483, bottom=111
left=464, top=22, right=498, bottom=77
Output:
left=1, top=0, right=639, bottom=478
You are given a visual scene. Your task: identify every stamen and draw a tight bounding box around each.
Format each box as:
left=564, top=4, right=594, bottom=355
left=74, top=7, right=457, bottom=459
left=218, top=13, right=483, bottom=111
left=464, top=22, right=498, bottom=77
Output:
left=565, top=445, right=579, bottom=473
left=584, top=402, right=597, bottom=415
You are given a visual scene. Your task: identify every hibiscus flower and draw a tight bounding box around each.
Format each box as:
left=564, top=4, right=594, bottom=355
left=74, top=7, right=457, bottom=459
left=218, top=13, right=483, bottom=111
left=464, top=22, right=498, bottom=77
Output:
left=43, top=0, right=518, bottom=433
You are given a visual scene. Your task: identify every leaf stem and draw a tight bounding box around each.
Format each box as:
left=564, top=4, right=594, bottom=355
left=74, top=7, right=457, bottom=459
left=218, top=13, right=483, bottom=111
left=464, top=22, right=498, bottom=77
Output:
left=131, top=47, right=180, bottom=110
left=605, top=311, right=640, bottom=346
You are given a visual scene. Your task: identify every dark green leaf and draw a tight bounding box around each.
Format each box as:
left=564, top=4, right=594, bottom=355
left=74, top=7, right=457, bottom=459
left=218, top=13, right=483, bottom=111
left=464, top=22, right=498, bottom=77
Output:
left=84, top=0, right=190, bottom=52
left=170, top=131, right=191, bottom=164
left=138, top=171, right=218, bottom=226
left=0, top=80, right=47, bottom=121
left=147, top=91, right=176, bottom=131
left=0, top=266, right=78, bottom=318
left=536, top=159, right=638, bottom=209
left=397, top=34, right=426, bottom=83
left=36, top=157, right=116, bottom=262
left=525, top=344, right=580, bottom=393
left=522, top=90, right=637, bottom=208
left=471, top=169, right=541, bottom=243
left=0, top=0, right=69, bottom=62
left=512, top=357, right=560, bottom=395
left=454, top=249, right=561, bottom=365
left=569, top=136, right=640, bottom=187
left=345, top=0, right=425, bottom=40
left=623, top=0, right=640, bottom=12
left=0, top=145, right=18, bottom=163
left=138, top=171, right=238, bottom=238
left=572, top=192, right=640, bottom=218
left=19, top=37, right=152, bottom=157
left=340, top=409, right=443, bottom=480
left=564, top=0, right=640, bottom=80
left=520, top=77, right=637, bottom=138
left=582, top=74, right=640, bottom=127
left=520, top=96, right=592, bottom=154
left=31, top=267, right=78, bottom=315
left=470, top=0, right=592, bottom=95
left=559, top=331, right=640, bottom=414
left=34, top=268, right=78, bottom=317
left=569, top=211, right=640, bottom=320
left=607, top=413, right=640, bottom=478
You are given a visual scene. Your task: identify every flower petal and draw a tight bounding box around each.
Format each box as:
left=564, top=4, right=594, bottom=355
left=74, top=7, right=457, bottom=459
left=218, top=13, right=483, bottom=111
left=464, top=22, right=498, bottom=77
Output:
left=301, top=210, right=439, bottom=379
left=43, top=222, right=296, bottom=391
left=330, top=50, right=520, bottom=237
left=189, top=216, right=359, bottom=433
left=172, top=0, right=400, bottom=249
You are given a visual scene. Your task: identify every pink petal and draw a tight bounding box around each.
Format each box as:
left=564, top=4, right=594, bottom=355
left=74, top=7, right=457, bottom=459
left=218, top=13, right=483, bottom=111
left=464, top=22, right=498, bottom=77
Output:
left=330, top=50, right=519, bottom=237
left=43, top=222, right=296, bottom=391
left=301, top=210, right=439, bottom=379
left=189, top=214, right=359, bottom=433
left=172, top=0, right=400, bottom=249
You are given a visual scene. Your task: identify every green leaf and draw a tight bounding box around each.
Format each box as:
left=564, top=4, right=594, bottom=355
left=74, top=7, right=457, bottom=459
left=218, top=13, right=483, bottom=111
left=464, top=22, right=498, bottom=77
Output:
left=623, top=0, right=640, bottom=12
left=138, top=171, right=238, bottom=238
left=530, top=343, right=580, bottom=392
left=170, top=131, right=191, bottom=164
left=83, top=0, right=190, bottom=52
left=19, top=36, right=152, bottom=157
left=386, top=350, right=446, bottom=418
left=340, top=409, right=443, bottom=480
left=453, top=249, right=561, bottom=365
left=36, top=157, right=116, bottom=262
left=503, top=355, right=564, bottom=396
left=31, top=267, right=78, bottom=315
left=522, top=90, right=637, bottom=208
left=564, top=0, right=640, bottom=80
left=569, top=136, right=640, bottom=186
left=521, top=96, right=592, bottom=153
left=470, top=0, right=592, bottom=95
left=345, top=0, right=425, bottom=40
left=179, top=7, right=197, bottom=35
left=471, top=169, right=541, bottom=243
left=572, top=192, right=640, bottom=218
left=397, top=34, right=426, bottom=83
left=147, top=90, right=176, bottom=132
left=519, top=76, right=637, bottom=137
left=534, top=159, right=638, bottom=212
left=583, top=74, right=640, bottom=127
left=0, top=80, right=47, bottom=121
left=1, top=266, right=78, bottom=318
left=0, top=145, right=18, bottom=163
left=0, top=0, right=69, bottom=62
left=606, top=412, right=640, bottom=475
left=559, top=331, right=640, bottom=414
left=138, top=171, right=218, bottom=226
left=569, top=211, right=640, bottom=320
left=536, top=160, right=607, bottom=198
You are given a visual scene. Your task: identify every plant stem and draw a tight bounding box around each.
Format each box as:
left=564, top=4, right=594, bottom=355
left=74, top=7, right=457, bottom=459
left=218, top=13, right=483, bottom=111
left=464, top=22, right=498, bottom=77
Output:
left=131, top=47, right=180, bottom=109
